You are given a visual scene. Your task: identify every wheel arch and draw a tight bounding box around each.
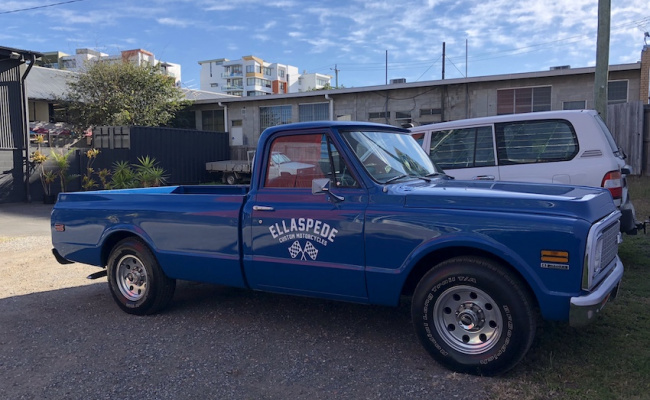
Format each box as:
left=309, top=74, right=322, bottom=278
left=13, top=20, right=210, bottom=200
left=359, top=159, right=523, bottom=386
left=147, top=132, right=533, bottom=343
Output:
left=100, top=229, right=153, bottom=267
left=400, top=245, right=539, bottom=312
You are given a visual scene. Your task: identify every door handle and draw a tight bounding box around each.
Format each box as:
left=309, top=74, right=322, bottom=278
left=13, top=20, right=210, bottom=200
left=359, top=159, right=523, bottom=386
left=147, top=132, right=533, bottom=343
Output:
left=253, top=205, right=275, bottom=211
left=473, top=175, right=495, bottom=180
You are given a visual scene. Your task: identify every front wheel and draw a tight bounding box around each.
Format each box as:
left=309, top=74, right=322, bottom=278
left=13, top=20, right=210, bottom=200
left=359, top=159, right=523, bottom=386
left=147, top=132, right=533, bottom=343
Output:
left=411, top=256, right=536, bottom=376
left=107, top=237, right=176, bottom=315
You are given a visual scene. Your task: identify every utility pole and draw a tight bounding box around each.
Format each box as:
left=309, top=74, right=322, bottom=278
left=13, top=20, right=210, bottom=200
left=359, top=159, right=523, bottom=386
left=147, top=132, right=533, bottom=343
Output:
left=331, top=64, right=339, bottom=88
left=594, top=0, right=610, bottom=122
left=442, top=42, right=446, bottom=80
left=441, top=42, right=446, bottom=121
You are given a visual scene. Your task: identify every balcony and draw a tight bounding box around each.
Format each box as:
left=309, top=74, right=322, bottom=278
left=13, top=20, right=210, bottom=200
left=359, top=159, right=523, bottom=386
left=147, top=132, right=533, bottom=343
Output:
left=221, top=71, right=243, bottom=78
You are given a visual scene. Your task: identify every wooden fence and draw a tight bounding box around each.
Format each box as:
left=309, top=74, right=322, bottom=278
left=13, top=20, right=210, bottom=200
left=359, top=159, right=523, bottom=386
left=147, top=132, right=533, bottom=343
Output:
left=607, top=101, right=648, bottom=175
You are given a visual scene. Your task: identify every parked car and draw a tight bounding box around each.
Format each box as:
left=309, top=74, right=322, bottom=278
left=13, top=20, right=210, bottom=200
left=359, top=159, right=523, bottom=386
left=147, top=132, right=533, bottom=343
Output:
left=410, top=110, right=639, bottom=233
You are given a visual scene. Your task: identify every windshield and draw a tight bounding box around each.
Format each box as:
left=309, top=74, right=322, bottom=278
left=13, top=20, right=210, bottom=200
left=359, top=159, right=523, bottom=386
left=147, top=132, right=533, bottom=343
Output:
left=271, top=152, right=291, bottom=164
left=340, top=130, right=441, bottom=183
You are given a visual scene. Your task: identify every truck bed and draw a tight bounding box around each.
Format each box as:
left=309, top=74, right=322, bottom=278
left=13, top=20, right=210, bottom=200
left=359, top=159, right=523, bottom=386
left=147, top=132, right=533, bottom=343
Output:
left=206, top=160, right=251, bottom=173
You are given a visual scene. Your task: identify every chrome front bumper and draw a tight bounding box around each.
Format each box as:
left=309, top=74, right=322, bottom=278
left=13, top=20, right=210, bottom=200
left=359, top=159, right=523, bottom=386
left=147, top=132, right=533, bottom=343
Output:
left=569, top=257, right=624, bottom=327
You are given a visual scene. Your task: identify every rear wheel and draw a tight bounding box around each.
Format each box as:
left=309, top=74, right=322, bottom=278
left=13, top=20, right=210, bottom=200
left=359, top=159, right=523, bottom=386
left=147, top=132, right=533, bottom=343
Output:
left=107, top=237, right=176, bottom=315
left=225, top=173, right=238, bottom=185
left=411, top=256, right=536, bottom=376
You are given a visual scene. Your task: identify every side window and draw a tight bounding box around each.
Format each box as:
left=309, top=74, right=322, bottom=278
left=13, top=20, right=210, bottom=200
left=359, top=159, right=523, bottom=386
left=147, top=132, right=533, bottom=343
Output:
left=264, top=134, right=358, bottom=188
left=264, top=134, right=325, bottom=188
left=495, top=120, right=578, bottom=165
left=429, top=126, right=495, bottom=169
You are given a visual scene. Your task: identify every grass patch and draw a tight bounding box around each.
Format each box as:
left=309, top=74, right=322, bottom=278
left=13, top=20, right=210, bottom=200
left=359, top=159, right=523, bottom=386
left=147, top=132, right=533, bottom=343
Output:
left=486, top=176, right=650, bottom=399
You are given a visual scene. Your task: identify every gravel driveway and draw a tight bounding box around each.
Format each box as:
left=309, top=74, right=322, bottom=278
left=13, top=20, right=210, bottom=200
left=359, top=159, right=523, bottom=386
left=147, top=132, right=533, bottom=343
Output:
left=0, top=203, right=489, bottom=399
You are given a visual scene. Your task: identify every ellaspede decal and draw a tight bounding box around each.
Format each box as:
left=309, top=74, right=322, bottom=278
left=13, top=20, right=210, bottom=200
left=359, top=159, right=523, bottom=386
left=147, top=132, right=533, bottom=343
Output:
left=268, top=218, right=338, bottom=261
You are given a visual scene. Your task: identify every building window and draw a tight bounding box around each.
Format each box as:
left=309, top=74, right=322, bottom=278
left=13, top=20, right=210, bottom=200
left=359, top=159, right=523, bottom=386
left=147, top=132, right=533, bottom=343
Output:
left=260, top=105, right=292, bottom=131
left=246, top=63, right=262, bottom=74
left=317, top=78, right=329, bottom=87
left=202, top=109, right=225, bottom=131
left=279, top=69, right=286, bottom=78
left=279, top=82, right=287, bottom=92
left=563, top=100, right=586, bottom=110
left=210, top=83, right=219, bottom=87
left=420, top=108, right=442, bottom=116
left=299, top=103, right=329, bottom=122
left=264, top=67, right=272, bottom=76
left=368, top=111, right=389, bottom=119
left=497, top=86, right=551, bottom=115
left=608, top=81, right=628, bottom=105
left=246, top=91, right=267, bottom=97
left=395, top=111, right=411, bottom=120
left=232, top=119, right=242, bottom=127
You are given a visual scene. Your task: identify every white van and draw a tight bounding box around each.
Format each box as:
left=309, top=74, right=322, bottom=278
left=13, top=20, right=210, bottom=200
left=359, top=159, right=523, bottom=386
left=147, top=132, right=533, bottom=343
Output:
left=410, top=110, right=638, bottom=233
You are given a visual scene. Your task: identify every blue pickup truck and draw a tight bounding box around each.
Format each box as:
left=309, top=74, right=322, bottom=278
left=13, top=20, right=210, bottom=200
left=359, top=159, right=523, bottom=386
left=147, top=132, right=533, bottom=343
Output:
left=51, top=121, right=624, bottom=375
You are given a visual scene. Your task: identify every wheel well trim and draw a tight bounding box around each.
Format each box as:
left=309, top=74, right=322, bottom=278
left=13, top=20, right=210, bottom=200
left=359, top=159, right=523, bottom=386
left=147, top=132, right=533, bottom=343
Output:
left=99, top=225, right=156, bottom=267
left=398, top=237, right=544, bottom=308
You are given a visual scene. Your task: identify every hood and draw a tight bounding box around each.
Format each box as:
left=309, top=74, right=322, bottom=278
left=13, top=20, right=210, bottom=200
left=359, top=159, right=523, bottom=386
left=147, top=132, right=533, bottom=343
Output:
left=399, top=179, right=616, bottom=222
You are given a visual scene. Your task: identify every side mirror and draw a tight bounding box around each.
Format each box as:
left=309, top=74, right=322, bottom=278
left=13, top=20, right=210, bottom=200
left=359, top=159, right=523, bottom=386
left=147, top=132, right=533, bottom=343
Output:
left=312, top=178, right=344, bottom=202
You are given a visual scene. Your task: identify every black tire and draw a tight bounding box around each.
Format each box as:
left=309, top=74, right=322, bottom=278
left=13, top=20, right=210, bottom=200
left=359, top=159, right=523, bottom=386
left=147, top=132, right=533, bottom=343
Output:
left=107, top=237, right=176, bottom=315
left=225, top=173, right=238, bottom=185
left=411, top=256, right=536, bottom=376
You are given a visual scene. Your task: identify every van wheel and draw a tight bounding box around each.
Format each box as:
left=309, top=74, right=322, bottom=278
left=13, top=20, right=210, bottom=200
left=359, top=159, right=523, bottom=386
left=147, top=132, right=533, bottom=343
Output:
left=411, top=256, right=536, bottom=376
left=107, top=237, right=176, bottom=315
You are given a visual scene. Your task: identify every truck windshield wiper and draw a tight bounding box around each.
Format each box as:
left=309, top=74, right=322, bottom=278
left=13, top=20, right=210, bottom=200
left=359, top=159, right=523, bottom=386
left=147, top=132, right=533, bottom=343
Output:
left=384, top=174, right=431, bottom=184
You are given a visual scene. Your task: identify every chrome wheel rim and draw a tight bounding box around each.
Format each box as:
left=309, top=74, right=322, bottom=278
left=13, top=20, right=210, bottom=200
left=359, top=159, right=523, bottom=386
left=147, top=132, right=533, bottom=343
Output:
left=433, top=285, right=503, bottom=354
left=115, top=255, right=148, bottom=302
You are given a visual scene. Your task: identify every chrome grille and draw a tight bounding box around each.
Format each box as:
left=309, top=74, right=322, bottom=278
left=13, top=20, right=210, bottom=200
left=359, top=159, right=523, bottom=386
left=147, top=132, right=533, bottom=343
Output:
left=585, top=211, right=621, bottom=290
left=595, top=221, right=619, bottom=279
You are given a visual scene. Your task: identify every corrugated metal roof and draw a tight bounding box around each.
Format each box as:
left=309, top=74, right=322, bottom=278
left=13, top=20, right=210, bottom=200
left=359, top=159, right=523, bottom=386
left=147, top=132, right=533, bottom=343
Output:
left=24, top=66, right=235, bottom=102
left=180, top=88, right=237, bottom=101
left=25, top=66, right=76, bottom=100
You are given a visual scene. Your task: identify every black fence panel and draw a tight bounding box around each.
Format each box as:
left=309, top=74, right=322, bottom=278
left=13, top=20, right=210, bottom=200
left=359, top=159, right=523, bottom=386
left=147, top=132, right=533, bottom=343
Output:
left=90, top=126, right=230, bottom=185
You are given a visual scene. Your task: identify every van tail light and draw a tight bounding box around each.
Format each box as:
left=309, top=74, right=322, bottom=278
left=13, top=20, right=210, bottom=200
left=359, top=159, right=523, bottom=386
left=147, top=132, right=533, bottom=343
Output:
left=602, top=170, right=623, bottom=199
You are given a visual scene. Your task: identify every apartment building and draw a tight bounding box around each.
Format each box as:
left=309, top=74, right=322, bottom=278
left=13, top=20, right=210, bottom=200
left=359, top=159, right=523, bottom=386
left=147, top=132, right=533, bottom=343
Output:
left=198, top=55, right=331, bottom=96
left=39, top=48, right=182, bottom=86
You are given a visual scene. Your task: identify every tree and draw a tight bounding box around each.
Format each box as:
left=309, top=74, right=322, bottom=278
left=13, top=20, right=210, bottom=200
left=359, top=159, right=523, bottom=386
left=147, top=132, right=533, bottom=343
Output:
left=60, top=61, right=190, bottom=130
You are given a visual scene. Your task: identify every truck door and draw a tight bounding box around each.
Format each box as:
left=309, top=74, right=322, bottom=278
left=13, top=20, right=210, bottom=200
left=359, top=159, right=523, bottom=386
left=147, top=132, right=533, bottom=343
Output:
left=245, top=132, right=369, bottom=302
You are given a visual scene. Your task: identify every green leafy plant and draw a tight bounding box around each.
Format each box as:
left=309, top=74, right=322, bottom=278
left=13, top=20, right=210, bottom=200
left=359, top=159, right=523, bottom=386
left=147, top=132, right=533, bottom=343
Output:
left=110, top=160, right=137, bottom=189
left=98, top=168, right=111, bottom=190
left=30, top=135, right=55, bottom=196
left=134, top=156, right=167, bottom=188
left=82, top=148, right=101, bottom=191
left=50, top=149, right=79, bottom=192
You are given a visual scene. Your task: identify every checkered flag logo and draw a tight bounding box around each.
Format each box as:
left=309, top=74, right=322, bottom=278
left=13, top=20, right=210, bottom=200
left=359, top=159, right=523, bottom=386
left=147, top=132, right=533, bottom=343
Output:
left=303, top=241, right=318, bottom=260
left=288, top=240, right=319, bottom=261
left=288, top=241, right=302, bottom=259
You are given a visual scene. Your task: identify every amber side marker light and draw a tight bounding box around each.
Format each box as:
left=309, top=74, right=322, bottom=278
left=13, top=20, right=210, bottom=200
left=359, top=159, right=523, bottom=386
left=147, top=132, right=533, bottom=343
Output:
left=541, top=250, right=569, bottom=263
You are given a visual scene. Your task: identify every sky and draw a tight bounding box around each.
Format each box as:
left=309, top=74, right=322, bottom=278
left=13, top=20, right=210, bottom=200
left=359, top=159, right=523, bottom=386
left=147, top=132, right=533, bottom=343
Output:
left=1, top=0, right=649, bottom=90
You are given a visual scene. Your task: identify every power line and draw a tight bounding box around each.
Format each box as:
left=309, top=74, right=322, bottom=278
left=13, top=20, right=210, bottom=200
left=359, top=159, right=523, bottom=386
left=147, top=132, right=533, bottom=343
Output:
left=0, top=0, right=86, bottom=15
